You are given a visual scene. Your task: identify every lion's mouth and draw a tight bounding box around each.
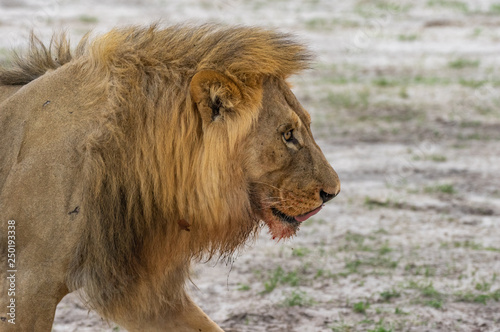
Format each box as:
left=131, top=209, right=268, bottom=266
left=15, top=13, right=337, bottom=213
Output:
left=271, top=208, right=297, bottom=224
left=271, top=204, right=323, bottom=224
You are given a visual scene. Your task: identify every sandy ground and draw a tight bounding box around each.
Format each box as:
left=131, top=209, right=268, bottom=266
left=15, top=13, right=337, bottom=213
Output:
left=1, top=0, right=500, bottom=331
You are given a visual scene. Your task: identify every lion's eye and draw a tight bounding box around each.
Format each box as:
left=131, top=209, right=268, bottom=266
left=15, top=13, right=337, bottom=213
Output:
left=283, top=130, right=294, bottom=142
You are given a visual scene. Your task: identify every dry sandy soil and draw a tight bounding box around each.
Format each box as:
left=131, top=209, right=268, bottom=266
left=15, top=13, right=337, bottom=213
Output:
left=1, top=0, right=500, bottom=331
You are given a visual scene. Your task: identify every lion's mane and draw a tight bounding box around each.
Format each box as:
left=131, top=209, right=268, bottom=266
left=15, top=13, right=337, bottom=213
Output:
left=0, top=24, right=311, bottom=320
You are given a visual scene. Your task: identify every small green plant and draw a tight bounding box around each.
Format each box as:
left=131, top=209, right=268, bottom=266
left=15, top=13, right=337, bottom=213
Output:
left=368, top=326, right=393, bottom=332
left=78, top=15, right=98, bottom=23
left=425, top=184, right=456, bottom=194
left=237, top=284, right=251, bottom=291
left=399, top=86, right=409, bottom=98
left=398, top=34, right=418, bottom=41
left=373, top=77, right=397, bottom=87
left=427, top=0, right=469, bottom=13
left=261, top=267, right=301, bottom=293
left=490, top=3, right=500, bottom=14
left=262, top=267, right=283, bottom=293
left=407, top=281, right=445, bottom=308
left=492, top=289, right=500, bottom=301
left=292, top=247, right=311, bottom=257
left=448, top=58, right=480, bottom=69
left=282, top=290, right=314, bottom=307
left=430, top=154, right=447, bottom=162
left=456, top=288, right=500, bottom=304
left=420, top=283, right=445, bottom=308
left=405, top=263, right=437, bottom=277
left=326, top=88, right=370, bottom=110
left=345, top=259, right=362, bottom=274
left=425, top=299, right=443, bottom=309
left=395, top=307, right=408, bottom=315
left=353, top=301, right=370, bottom=314
left=330, top=321, right=354, bottom=332
left=421, top=283, right=441, bottom=298
left=364, top=197, right=391, bottom=208
left=380, top=289, right=401, bottom=302
left=459, top=79, right=486, bottom=88
left=378, top=243, right=392, bottom=255
left=305, top=18, right=329, bottom=30
left=475, top=281, right=492, bottom=292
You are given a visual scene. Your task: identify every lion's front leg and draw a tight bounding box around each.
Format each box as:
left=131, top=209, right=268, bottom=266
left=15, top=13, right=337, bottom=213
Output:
left=116, top=298, right=224, bottom=332
left=0, top=266, right=68, bottom=332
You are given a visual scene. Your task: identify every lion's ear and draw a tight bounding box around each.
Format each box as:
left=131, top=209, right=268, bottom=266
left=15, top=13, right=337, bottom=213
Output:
left=189, top=70, right=242, bottom=124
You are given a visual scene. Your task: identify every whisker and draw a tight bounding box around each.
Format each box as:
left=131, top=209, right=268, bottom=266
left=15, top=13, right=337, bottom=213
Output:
left=252, top=181, right=295, bottom=194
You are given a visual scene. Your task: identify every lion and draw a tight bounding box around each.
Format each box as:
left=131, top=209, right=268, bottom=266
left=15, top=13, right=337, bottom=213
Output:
left=0, top=24, right=340, bottom=331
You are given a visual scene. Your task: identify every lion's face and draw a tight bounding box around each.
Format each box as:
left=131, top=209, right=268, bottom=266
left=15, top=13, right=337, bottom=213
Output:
left=190, top=71, right=339, bottom=240
left=244, top=79, right=340, bottom=239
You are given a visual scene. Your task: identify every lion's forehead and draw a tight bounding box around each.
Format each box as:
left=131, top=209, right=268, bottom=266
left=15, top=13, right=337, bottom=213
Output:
left=261, top=79, right=311, bottom=127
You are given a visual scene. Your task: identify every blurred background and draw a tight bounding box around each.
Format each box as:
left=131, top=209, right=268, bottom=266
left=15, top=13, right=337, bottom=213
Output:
left=1, top=1, right=500, bottom=331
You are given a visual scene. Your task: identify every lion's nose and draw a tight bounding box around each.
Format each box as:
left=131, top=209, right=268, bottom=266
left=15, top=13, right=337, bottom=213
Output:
left=320, top=188, right=339, bottom=203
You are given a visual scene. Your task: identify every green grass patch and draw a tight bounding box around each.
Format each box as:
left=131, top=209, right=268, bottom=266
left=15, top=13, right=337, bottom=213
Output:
left=340, top=231, right=380, bottom=252
left=261, top=267, right=301, bottom=293
left=364, top=197, right=407, bottom=210
left=364, top=197, right=391, bottom=208
left=353, top=301, right=370, bottom=314
left=448, top=58, right=480, bottom=69
left=398, top=34, right=418, bottom=41
left=425, top=299, right=444, bottom=309
left=376, top=1, right=412, bottom=13
left=407, top=281, right=445, bottom=308
left=427, top=0, right=469, bottom=13
left=345, top=259, right=363, bottom=274
left=459, top=79, right=487, bottom=88
left=424, top=183, right=456, bottom=194
left=405, top=263, right=437, bottom=277
left=373, top=77, right=399, bottom=87
left=292, top=247, right=311, bottom=257
left=305, top=18, right=330, bottom=30
left=430, top=154, right=447, bottom=162
left=380, top=289, right=401, bottom=302
left=413, top=75, right=452, bottom=85
left=343, top=255, right=398, bottom=275
left=455, top=289, right=500, bottom=304
left=441, top=240, right=500, bottom=252
left=326, top=88, right=371, bottom=110
left=305, top=18, right=360, bottom=30
left=330, top=321, right=354, bottom=332
left=378, top=243, right=392, bottom=255
left=420, top=283, right=441, bottom=298
left=282, top=290, right=315, bottom=307
left=78, top=15, right=98, bottom=23
left=237, top=283, right=251, bottom=291
left=489, top=3, right=500, bottom=14
left=399, top=86, right=409, bottom=98
left=368, top=326, right=393, bottom=332
left=395, top=307, right=409, bottom=315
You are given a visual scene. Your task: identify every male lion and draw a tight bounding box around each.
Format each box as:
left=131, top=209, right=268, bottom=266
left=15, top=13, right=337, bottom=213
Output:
left=0, top=24, right=340, bottom=331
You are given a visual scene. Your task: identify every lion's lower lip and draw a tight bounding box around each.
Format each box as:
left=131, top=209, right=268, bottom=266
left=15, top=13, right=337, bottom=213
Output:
left=271, top=204, right=323, bottom=224
left=271, top=208, right=297, bottom=224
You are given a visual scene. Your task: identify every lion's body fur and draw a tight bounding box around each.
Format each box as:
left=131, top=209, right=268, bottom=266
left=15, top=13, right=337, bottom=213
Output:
left=0, top=24, right=338, bottom=331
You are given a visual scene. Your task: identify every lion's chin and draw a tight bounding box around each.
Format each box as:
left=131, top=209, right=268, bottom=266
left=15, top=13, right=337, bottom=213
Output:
left=256, top=208, right=298, bottom=240
left=262, top=205, right=324, bottom=240
left=263, top=214, right=300, bottom=240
